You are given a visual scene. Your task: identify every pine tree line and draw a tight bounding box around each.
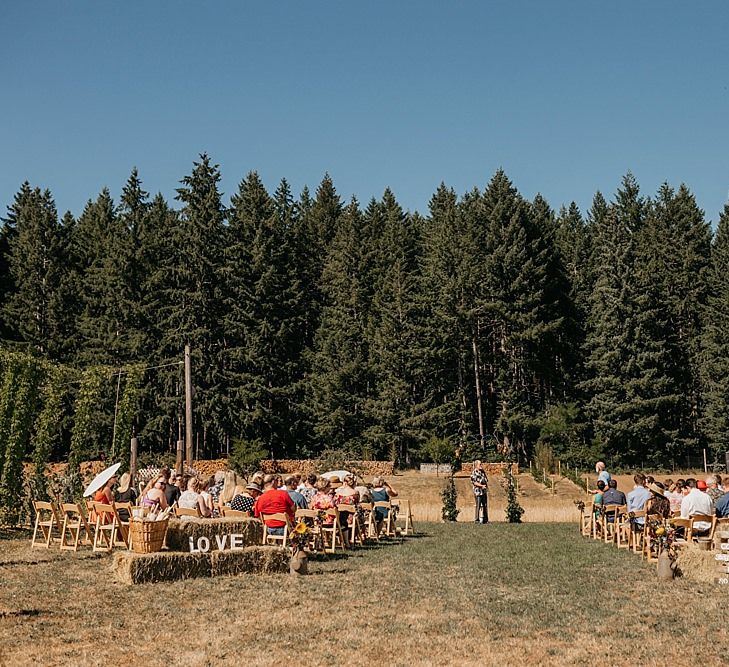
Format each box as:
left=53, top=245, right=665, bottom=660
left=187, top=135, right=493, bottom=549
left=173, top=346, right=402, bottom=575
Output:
left=1, top=155, right=728, bottom=468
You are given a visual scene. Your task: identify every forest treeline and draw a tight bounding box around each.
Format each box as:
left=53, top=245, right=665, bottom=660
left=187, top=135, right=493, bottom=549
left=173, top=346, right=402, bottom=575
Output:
left=2, top=154, right=729, bottom=472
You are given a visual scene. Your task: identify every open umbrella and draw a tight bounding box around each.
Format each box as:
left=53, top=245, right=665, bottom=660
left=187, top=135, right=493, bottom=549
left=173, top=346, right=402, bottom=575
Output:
left=82, top=462, right=121, bottom=498
left=321, top=470, right=351, bottom=480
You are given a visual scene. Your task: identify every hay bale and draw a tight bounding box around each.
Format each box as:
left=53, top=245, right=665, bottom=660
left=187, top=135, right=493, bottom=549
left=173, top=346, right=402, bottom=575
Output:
left=676, top=546, right=719, bottom=583
left=165, top=517, right=261, bottom=552
left=113, top=547, right=288, bottom=584
left=113, top=551, right=212, bottom=584
left=211, top=546, right=289, bottom=576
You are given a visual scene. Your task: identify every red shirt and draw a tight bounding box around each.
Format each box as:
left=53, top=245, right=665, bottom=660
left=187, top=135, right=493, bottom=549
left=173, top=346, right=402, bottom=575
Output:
left=254, top=489, right=295, bottom=527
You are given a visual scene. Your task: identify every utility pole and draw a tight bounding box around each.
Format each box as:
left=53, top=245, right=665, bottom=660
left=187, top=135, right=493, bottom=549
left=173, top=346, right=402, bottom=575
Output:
left=185, top=345, right=193, bottom=469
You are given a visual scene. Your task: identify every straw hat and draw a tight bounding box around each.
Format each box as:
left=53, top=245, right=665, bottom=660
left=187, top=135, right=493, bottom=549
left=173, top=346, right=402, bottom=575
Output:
left=327, top=475, right=342, bottom=486
left=648, top=483, right=664, bottom=496
left=246, top=482, right=262, bottom=494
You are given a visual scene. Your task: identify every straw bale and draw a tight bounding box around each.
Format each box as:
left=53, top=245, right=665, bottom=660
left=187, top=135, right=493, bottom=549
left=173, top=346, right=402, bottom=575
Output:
left=165, top=517, right=261, bottom=552
left=211, top=546, right=289, bottom=576
left=113, top=547, right=288, bottom=584
left=676, top=546, right=720, bottom=584
left=113, top=551, right=212, bottom=585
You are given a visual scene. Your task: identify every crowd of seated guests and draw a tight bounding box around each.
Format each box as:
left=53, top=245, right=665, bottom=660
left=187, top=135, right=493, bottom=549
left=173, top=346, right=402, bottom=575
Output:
left=591, top=471, right=729, bottom=534
left=91, top=466, right=399, bottom=544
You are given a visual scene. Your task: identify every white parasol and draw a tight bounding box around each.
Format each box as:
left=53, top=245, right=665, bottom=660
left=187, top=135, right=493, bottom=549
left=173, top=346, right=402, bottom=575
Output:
left=82, top=462, right=121, bottom=498
left=321, top=470, right=352, bottom=480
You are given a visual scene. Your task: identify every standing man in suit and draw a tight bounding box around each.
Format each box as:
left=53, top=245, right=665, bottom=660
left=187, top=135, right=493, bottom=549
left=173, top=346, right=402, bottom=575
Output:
left=471, top=460, right=489, bottom=524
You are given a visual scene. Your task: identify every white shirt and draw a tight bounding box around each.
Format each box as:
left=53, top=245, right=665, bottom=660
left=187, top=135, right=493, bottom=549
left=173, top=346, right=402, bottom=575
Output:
left=680, top=489, right=714, bottom=532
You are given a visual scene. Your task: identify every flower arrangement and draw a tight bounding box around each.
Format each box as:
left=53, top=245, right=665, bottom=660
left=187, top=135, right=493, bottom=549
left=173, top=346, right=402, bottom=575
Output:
left=289, top=520, right=311, bottom=553
left=649, top=518, right=677, bottom=558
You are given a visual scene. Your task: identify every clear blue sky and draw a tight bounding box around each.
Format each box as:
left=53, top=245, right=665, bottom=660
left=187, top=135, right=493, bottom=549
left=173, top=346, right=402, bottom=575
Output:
left=2, top=2, right=728, bottom=222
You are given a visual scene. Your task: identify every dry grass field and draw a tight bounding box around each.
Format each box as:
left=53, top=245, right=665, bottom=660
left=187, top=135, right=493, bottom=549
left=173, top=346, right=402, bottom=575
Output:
left=3, top=520, right=728, bottom=667
left=391, top=470, right=586, bottom=523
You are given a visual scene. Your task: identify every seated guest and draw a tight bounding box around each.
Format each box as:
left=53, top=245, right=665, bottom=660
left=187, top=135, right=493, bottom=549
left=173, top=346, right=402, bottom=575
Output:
left=334, top=474, right=360, bottom=506
left=284, top=475, right=308, bottom=509
left=299, top=474, right=318, bottom=505
left=141, top=475, right=168, bottom=510
left=178, top=477, right=212, bottom=517
left=310, top=478, right=336, bottom=525
left=165, top=472, right=182, bottom=507
left=218, top=471, right=239, bottom=515
left=593, top=480, right=606, bottom=506
left=665, top=479, right=683, bottom=514
left=707, top=475, right=724, bottom=503
left=715, top=488, right=729, bottom=518
left=371, top=476, right=398, bottom=523
left=355, top=480, right=373, bottom=504
left=254, top=474, right=295, bottom=535
left=208, top=471, right=226, bottom=507
left=115, top=473, right=137, bottom=522
left=90, top=474, right=118, bottom=524
left=602, top=479, right=626, bottom=507
left=646, top=482, right=671, bottom=519
left=93, top=474, right=117, bottom=505
left=627, top=473, right=651, bottom=527
left=231, top=482, right=261, bottom=514
left=199, top=476, right=215, bottom=516
left=680, top=478, right=714, bottom=533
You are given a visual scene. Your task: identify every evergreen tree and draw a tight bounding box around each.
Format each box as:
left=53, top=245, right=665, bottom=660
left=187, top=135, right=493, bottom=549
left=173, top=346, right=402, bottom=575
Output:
left=136, top=193, right=183, bottom=449
left=160, top=154, right=227, bottom=455
left=73, top=188, right=138, bottom=366
left=419, top=183, right=472, bottom=446
left=478, top=171, right=560, bottom=455
left=224, top=172, right=305, bottom=457
left=310, top=198, right=374, bottom=453
left=3, top=185, right=66, bottom=358
left=365, top=189, right=423, bottom=462
left=701, top=204, right=729, bottom=458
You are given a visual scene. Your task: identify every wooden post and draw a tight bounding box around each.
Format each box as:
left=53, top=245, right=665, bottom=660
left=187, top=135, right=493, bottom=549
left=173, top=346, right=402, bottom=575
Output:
left=184, top=344, right=193, bottom=469
left=130, top=436, right=138, bottom=484
left=176, top=439, right=184, bottom=476
left=558, top=460, right=561, bottom=478
left=703, top=448, right=708, bottom=473
left=551, top=478, right=555, bottom=495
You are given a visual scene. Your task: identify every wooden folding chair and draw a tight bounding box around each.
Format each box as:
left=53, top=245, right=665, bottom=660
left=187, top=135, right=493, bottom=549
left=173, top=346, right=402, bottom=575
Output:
left=359, top=502, right=378, bottom=541
left=579, top=503, right=593, bottom=537
left=641, top=514, right=664, bottom=562
left=394, top=499, right=415, bottom=535
left=337, top=505, right=364, bottom=547
left=92, top=502, right=119, bottom=552
left=31, top=501, right=62, bottom=548
left=688, top=514, right=716, bottom=545
left=601, top=505, right=622, bottom=544
left=60, top=502, right=94, bottom=551
left=174, top=506, right=201, bottom=519
left=320, top=508, right=346, bottom=553
left=671, top=517, right=691, bottom=549
left=374, top=501, right=396, bottom=538
left=295, top=508, right=325, bottom=553
left=626, top=510, right=646, bottom=553
left=222, top=507, right=249, bottom=518
left=614, top=507, right=631, bottom=549
left=260, top=513, right=293, bottom=548
left=112, top=502, right=132, bottom=547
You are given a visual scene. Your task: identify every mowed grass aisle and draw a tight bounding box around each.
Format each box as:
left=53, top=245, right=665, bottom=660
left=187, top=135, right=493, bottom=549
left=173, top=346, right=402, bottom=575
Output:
left=1, top=524, right=727, bottom=666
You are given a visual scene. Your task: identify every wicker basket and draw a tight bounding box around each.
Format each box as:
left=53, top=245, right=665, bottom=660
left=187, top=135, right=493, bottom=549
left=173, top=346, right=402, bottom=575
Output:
left=128, top=517, right=169, bottom=554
